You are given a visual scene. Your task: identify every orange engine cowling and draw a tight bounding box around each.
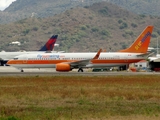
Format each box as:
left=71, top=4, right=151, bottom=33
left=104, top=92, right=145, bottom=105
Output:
left=56, top=63, right=71, bottom=72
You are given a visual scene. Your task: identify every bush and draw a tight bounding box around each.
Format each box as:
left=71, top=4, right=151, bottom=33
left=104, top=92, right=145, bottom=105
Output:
left=121, top=43, right=127, bottom=49
left=32, top=26, right=39, bottom=31
left=157, top=30, right=160, bottom=35
left=139, top=14, right=146, bottom=18
left=98, top=7, right=108, bottom=15
left=131, top=23, right=138, bottom=28
left=118, top=19, right=123, bottom=24
left=119, top=22, right=128, bottom=29
left=152, top=33, right=158, bottom=38
left=125, top=30, right=134, bottom=36
left=99, top=29, right=110, bottom=37
left=22, top=29, right=30, bottom=35
left=77, top=30, right=87, bottom=37
left=91, top=26, right=99, bottom=32
left=80, top=25, right=87, bottom=30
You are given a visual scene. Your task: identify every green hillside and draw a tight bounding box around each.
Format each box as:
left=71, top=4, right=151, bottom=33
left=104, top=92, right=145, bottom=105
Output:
left=1, top=0, right=160, bottom=24
left=0, top=2, right=160, bottom=52
left=1, top=0, right=103, bottom=24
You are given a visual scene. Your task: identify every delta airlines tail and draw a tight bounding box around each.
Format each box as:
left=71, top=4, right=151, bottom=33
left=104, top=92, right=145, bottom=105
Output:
left=119, top=26, right=153, bottom=53
left=39, top=35, right=58, bottom=51
left=7, top=26, right=154, bottom=72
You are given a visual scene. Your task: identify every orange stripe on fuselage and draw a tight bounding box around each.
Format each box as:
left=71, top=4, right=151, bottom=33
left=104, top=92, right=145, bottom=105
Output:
left=7, top=59, right=143, bottom=65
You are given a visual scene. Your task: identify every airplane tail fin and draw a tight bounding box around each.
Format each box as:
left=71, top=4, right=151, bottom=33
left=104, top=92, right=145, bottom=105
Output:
left=39, top=35, right=58, bottom=51
left=119, top=26, right=153, bottom=53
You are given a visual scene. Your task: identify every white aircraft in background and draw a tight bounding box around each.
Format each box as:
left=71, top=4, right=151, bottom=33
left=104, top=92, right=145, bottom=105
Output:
left=148, top=38, right=160, bottom=62
left=148, top=54, right=160, bottom=62
left=0, top=35, right=58, bottom=66
left=7, top=26, right=154, bottom=72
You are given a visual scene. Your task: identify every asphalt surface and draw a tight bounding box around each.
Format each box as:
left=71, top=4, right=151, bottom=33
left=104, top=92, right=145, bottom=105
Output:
left=0, top=66, right=160, bottom=76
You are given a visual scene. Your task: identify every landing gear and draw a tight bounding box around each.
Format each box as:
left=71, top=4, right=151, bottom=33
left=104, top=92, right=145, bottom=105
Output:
left=78, top=68, right=83, bottom=72
left=21, top=69, right=24, bottom=72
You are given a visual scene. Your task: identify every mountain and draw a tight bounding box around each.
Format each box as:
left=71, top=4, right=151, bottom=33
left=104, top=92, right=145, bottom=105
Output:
left=0, top=0, right=103, bottom=24
left=1, top=0, right=160, bottom=24
left=0, top=2, right=160, bottom=52
left=109, top=0, right=160, bottom=16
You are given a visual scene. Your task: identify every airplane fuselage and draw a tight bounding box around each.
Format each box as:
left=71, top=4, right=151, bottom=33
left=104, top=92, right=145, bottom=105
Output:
left=8, top=52, right=145, bottom=69
left=0, top=51, right=62, bottom=61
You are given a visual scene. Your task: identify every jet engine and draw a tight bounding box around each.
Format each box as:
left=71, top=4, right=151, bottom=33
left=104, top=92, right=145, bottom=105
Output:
left=56, top=63, right=71, bottom=72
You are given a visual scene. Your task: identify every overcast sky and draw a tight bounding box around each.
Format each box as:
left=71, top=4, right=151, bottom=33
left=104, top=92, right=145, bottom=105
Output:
left=0, top=0, right=16, bottom=11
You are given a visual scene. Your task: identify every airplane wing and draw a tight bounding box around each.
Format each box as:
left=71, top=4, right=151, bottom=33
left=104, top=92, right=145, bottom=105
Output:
left=69, top=49, right=102, bottom=68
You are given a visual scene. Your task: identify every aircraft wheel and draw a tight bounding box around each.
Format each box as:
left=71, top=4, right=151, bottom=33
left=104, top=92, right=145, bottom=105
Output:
left=78, top=68, right=83, bottom=72
left=21, top=69, right=24, bottom=72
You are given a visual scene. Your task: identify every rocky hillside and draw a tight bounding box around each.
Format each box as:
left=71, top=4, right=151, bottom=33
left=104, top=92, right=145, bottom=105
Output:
left=0, top=2, right=160, bottom=52
left=1, top=0, right=160, bottom=24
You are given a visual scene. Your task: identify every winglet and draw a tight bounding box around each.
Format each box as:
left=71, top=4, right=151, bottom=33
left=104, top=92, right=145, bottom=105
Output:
left=39, top=35, right=58, bottom=51
left=93, top=49, right=102, bottom=59
left=119, top=26, right=154, bottom=53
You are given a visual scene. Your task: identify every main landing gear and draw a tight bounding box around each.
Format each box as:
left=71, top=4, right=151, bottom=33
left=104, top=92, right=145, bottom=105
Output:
left=21, top=69, right=24, bottom=72
left=78, top=68, right=83, bottom=72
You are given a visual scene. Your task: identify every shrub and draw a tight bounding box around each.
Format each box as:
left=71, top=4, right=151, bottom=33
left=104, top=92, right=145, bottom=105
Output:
left=139, top=14, right=146, bottom=18
left=91, top=26, right=99, bottom=32
left=98, top=7, right=108, bottom=15
left=157, top=30, right=160, bottom=35
left=152, top=33, right=158, bottom=38
left=32, top=26, right=39, bottom=31
left=131, top=23, right=138, bottom=28
left=125, top=30, right=134, bottom=36
left=121, top=43, right=127, bottom=49
left=77, top=30, right=87, bottom=37
left=22, top=29, right=30, bottom=35
left=99, top=29, right=110, bottom=37
left=80, top=25, right=87, bottom=30
left=119, top=22, right=128, bottom=29
left=118, top=19, right=123, bottom=24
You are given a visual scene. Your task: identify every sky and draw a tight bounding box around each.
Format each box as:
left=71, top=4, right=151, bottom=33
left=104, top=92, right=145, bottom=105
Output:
left=0, top=0, right=16, bottom=11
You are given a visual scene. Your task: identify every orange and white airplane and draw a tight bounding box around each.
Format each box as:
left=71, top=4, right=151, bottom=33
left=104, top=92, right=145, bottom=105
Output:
left=7, top=26, right=154, bottom=72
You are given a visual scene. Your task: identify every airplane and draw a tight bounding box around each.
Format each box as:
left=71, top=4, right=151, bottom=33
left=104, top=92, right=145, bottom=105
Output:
left=0, top=35, right=58, bottom=66
left=148, top=39, right=160, bottom=62
left=7, top=26, right=154, bottom=72
left=39, top=35, right=58, bottom=51
left=148, top=54, right=160, bottom=61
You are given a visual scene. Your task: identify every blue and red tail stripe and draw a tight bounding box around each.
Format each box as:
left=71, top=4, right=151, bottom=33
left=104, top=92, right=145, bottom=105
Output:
left=39, top=35, right=58, bottom=51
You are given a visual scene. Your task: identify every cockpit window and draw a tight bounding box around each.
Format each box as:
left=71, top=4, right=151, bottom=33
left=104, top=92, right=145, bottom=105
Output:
left=14, top=58, right=18, bottom=60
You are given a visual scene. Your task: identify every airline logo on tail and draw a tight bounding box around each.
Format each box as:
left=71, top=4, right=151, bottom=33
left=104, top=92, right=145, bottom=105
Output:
left=39, top=35, right=58, bottom=51
left=135, top=32, right=151, bottom=50
left=119, top=26, right=153, bottom=53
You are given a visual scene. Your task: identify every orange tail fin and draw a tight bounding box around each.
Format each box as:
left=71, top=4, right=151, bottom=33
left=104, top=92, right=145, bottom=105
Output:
left=119, top=26, right=154, bottom=53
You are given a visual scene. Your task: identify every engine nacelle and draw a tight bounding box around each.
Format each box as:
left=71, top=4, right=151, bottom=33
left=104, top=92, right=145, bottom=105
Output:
left=56, top=63, right=71, bottom=72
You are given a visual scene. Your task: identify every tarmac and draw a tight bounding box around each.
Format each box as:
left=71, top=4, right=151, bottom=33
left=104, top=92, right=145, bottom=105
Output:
left=0, top=66, right=160, bottom=76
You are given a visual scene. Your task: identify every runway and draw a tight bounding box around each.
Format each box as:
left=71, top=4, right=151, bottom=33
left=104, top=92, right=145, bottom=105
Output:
left=0, top=66, right=160, bottom=76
